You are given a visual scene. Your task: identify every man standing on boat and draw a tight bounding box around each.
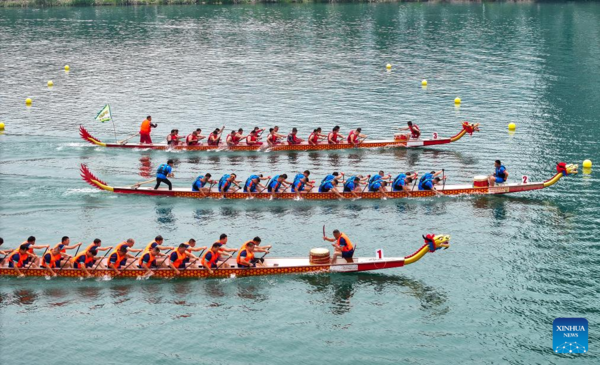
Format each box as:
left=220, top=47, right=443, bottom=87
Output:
left=154, top=159, right=175, bottom=190
left=488, top=160, right=509, bottom=186
left=323, top=229, right=355, bottom=264
left=139, top=116, right=157, bottom=144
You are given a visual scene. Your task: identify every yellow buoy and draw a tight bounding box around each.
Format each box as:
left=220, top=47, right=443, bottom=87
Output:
left=386, top=63, right=392, bottom=70
left=508, top=122, right=516, bottom=131
left=454, top=97, right=461, bottom=104
left=583, top=159, right=592, bottom=169
left=422, top=79, right=427, bottom=86
left=25, top=98, right=32, bottom=106
left=0, top=122, right=5, bottom=130
left=64, top=65, right=70, bottom=71
left=47, top=80, right=54, bottom=87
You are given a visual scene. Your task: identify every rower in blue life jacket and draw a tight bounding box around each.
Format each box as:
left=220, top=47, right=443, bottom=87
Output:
left=244, top=174, right=269, bottom=198
left=192, top=173, right=215, bottom=197
left=418, top=170, right=445, bottom=192
left=319, top=176, right=344, bottom=199
left=391, top=172, right=418, bottom=193
left=291, top=170, right=314, bottom=200
left=368, top=176, right=390, bottom=199
left=154, top=159, right=175, bottom=190
left=267, top=174, right=291, bottom=199
left=343, top=175, right=369, bottom=199
left=218, top=173, right=240, bottom=198
left=488, top=160, right=509, bottom=186
left=368, top=171, right=391, bottom=185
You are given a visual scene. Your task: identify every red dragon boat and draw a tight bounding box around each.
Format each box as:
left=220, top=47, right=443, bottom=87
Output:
left=0, top=235, right=450, bottom=279
left=81, top=163, right=577, bottom=201
left=79, top=122, right=480, bottom=152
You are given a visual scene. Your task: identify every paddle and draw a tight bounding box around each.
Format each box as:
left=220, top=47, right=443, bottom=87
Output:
left=91, top=250, right=112, bottom=273
left=157, top=249, right=173, bottom=267
left=132, top=179, right=156, bottom=189
left=260, top=177, right=273, bottom=193
left=181, top=256, right=200, bottom=271
left=118, top=251, right=142, bottom=273
left=118, top=133, right=138, bottom=145
left=217, top=253, right=234, bottom=269
left=59, top=244, right=80, bottom=271
left=216, top=125, right=226, bottom=145
left=441, top=169, right=446, bottom=191
left=26, top=247, right=48, bottom=270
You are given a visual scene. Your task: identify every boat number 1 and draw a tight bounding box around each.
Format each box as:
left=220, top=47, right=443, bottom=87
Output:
left=376, top=249, right=384, bottom=259
left=522, top=175, right=529, bottom=184
left=432, top=132, right=438, bottom=140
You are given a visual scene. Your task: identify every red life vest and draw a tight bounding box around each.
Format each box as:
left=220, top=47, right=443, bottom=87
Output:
left=308, top=132, right=319, bottom=144
left=186, top=134, right=198, bottom=145
left=409, top=124, right=420, bottom=138
left=347, top=130, right=358, bottom=143
left=328, top=132, right=340, bottom=144
left=337, top=233, right=354, bottom=252
left=247, top=134, right=258, bottom=144
left=267, top=133, right=279, bottom=145
left=41, top=252, right=62, bottom=268
left=208, top=134, right=219, bottom=146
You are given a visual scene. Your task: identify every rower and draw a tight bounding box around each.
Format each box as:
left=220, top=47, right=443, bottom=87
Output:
left=139, top=116, right=157, bottom=144
left=488, top=160, right=509, bottom=186
left=240, top=237, right=271, bottom=253
left=343, top=175, right=368, bottom=199
left=319, top=176, right=344, bottom=199
left=391, top=172, right=418, bottom=193
left=266, top=127, right=284, bottom=146
left=72, top=248, right=99, bottom=278
left=54, top=236, right=82, bottom=254
left=207, top=129, right=221, bottom=146
left=201, top=243, right=222, bottom=274
left=397, top=121, right=421, bottom=140
left=323, top=229, right=355, bottom=264
left=246, top=130, right=263, bottom=146
left=226, top=129, right=245, bottom=146
left=287, top=128, right=304, bottom=145
left=347, top=128, right=367, bottom=146
left=138, top=246, right=165, bottom=275
left=328, top=126, right=345, bottom=144
left=142, top=235, right=174, bottom=254
left=368, top=177, right=390, bottom=199
left=253, top=126, right=265, bottom=137
left=21, top=236, right=50, bottom=267
left=168, top=243, right=197, bottom=275
left=83, top=238, right=112, bottom=254
left=236, top=242, right=262, bottom=268
left=369, top=171, right=392, bottom=184
left=244, top=174, right=268, bottom=198
left=291, top=170, right=314, bottom=199
left=154, top=159, right=175, bottom=191
left=308, top=128, right=326, bottom=145
left=418, top=170, right=445, bottom=191
left=192, top=173, right=215, bottom=197
left=186, top=129, right=203, bottom=146
left=166, top=129, right=181, bottom=146
left=218, top=173, right=240, bottom=197
left=267, top=174, right=291, bottom=198
left=7, top=244, right=33, bottom=277
left=106, top=245, right=136, bottom=275
left=40, top=246, right=72, bottom=277
left=183, top=238, right=206, bottom=254
left=213, top=233, right=237, bottom=267
left=112, top=238, right=142, bottom=267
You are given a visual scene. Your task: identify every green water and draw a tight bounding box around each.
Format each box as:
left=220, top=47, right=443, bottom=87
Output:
left=1, top=3, right=599, bottom=364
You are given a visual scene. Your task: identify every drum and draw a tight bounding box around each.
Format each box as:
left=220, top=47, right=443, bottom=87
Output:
left=309, top=248, right=330, bottom=265
left=394, top=134, right=409, bottom=141
left=473, top=175, right=489, bottom=188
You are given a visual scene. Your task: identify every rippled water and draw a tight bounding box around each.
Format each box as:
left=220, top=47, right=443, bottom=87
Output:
left=1, top=3, right=599, bottom=364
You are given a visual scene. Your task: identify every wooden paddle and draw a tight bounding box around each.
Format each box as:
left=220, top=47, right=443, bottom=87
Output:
left=216, top=253, right=234, bottom=269
left=91, top=250, right=112, bottom=273
left=132, top=179, right=156, bottom=189
left=441, top=169, right=446, bottom=191
left=118, top=251, right=142, bottom=273
left=59, top=245, right=80, bottom=271
left=118, top=133, right=139, bottom=145
left=26, top=247, right=48, bottom=270
left=157, top=249, right=173, bottom=267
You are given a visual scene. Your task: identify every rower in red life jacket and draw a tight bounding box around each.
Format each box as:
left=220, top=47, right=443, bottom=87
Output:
left=287, top=128, right=304, bottom=145
left=106, top=245, right=136, bottom=275
left=488, top=160, right=509, bottom=187
left=207, top=129, right=220, bottom=146
left=7, top=244, right=33, bottom=277
left=166, top=129, right=182, bottom=146
left=168, top=243, right=198, bottom=275
left=347, top=128, right=367, bottom=146
left=308, top=128, right=326, bottom=145
left=323, top=229, right=355, bottom=264
left=328, top=126, right=345, bottom=144
left=226, top=129, right=246, bottom=146
left=267, top=127, right=285, bottom=146
left=246, top=130, right=263, bottom=146
left=186, top=129, right=204, bottom=146
left=397, top=121, right=421, bottom=140
left=201, top=243, right=222, bottom=275
left=71, top=249, right=100, bottom=278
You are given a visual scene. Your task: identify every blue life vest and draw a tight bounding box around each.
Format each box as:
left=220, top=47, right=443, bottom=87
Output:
left=344, top=176, right=357, bottom=192
left=323, top=174, right=336, bottom=183
left=267, top=175, right=281, bottom=193
left=319, top=175, right=337, bottom=192
left=244, top=175, right=260, bottom=192
left=192, top=175, right=206, bottom=191
left=368, top=180, right=383, bottom=192
left=291, top=174, right=305, bottom=193
left=392, top=174, right=407, bottom=191
left=495, top=166, right=507, bottom=181
left=319, top=181, right=335, bottom=193
left=156, top=164, right=171, bottom=179
left=418, top=173, right=434, bottom=191
left=369, top=175, right=383, bottom=184
left=218, top=174, right=231, bottom=192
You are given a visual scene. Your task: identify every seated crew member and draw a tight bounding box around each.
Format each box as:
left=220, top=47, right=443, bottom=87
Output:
left=142, top=235, right=175, bottom=255
left=226, top=129, right=245, bottom=146
left=396, top=121, right=421, bottom=140
left=253, top=127, right=265, bottom=137
left=291, top=170, right=314, bottom=199
left=308, top=128, right=326, bottom=145
left=182, top=238, right=206, bottom=254
left=72, top=248, right=100, bottom=278
left=267, top=174, right=291, bottom=198
left=287, top=128, right=304, bottom=145
left=192, top=173, right=215, bottom=197
left=236, top=242, right=262, bottom=268
left=166, top=129, right=179, bottom=146
left=368, top=177, right=390, bottom=199
left=186, top=129, right=202, bottom=146
left=106, top=245, right=136, bottom=275
left=391, top=172, right=418, bottom=193
left=319, top=176, right=344, bottom=199
left=154, top=159, right=175, bottom=190
left=240, top=237, right=272, bottom=254
left=168, top=243, right=197, bottom=275
left=369, top=171, right=392, bottom=184
left=112, top=238, right=142, bottom=267
left=40, top=245, right=72, bottom=277
left=54, top=236, right=82, bottom=255
left=138, top=246, right=165, bottom=275
left=201, top=243, right=222, bottom=274
left=218, top=173, right=240, bottom=198
left=418, top=170, right=445, bottom=192
left=266, top=128, right=283, bottom=146
left=20, top=236, right=50, bottom=268
left=343, top=175, right=369, bottom=199
left=83, top=238, right=112, bottom=255
left=246, top=130, right=263, bottom=146
left=488, top=160, right=509, bottom=187
left=207, top=129, right=221, bottom=146
left=244, top=174, right=268, bottom=199
left=328, top=126, right=345, bottom=144
left=212, top=233, right=237, bottom=268
left=139, top=116, right=157, bottom=144
left=347, top=128, right=367, bottom=146
left=7, top=244, right=33, bottom=277
left=323, top=229, right=355, bottom=264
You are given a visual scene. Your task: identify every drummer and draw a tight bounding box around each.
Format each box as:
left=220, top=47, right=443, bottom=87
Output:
left=323, top=229, right=355, bottom=264
left=488, top=160, right=509, bottom=186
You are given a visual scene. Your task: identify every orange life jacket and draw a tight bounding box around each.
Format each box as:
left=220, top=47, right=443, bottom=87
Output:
left=72, top=252, right=95, bottom=268
left=8, top=250, right=29, bottom=268
left=236, top=248, right=255, bottom=266
left=143, top=241, right=158, bottom=254
left=84, top=243, right=99, bottom=253
left=140, top=119, right=152, bottom=134
left=41, top=252, right=62, bottom=268
left=337, top=233, right=354, bottom=252
left=22, top=241, right=34, bottom=254
left=107, top=251, right=127, bottom=268
left=240, top=240, right=257, bottom=250
left=171, top=251, right=187, bottom=268
left=53, top=243, right=67, bottom=253
left=139, top=252, right=157, bottom=267
left=202, top=250, right=219, bottom=267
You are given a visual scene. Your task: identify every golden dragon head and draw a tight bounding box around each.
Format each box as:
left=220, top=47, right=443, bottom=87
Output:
left=423, top=234, right=451, bottom=252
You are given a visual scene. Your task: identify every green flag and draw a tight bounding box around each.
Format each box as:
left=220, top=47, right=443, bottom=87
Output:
left=95, top=104, right=112, bottom=123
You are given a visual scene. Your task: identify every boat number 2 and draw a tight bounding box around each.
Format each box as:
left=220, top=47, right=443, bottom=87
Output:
left=432, top=132, right=438, bottom=140
left=376, top=249, right=385, bottom=259
left=522, top=175, right=529, bottom=184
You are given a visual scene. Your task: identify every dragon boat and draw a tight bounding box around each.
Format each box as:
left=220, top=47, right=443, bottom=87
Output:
left=0, top=235, right=450, bottom=279
left=79, top=122, right=479, bottom=152
left=81, top=163, right=577, bottom=201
